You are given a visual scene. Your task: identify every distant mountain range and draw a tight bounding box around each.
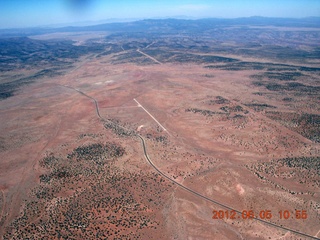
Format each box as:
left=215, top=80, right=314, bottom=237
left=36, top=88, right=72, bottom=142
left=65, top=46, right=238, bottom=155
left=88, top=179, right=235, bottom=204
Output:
left=0, top=17, right=319, bottom=39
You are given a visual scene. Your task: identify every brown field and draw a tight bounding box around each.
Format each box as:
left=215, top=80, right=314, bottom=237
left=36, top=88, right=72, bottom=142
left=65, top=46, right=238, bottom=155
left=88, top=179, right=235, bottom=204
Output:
left=0, top=21, right=319, bottom=239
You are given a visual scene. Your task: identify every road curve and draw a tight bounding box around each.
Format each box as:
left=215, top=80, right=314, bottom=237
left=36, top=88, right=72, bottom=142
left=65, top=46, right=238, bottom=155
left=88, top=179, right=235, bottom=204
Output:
left=60, top=85, right=102, bottom=119
left=137, top=135, right=318, bottom=240
left=63, top=85, right=319, bottom=240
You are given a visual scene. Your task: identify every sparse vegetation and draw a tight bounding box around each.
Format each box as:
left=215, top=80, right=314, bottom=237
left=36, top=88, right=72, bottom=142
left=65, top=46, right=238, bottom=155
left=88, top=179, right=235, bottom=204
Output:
left=185, top=108, right=226, bottom=117
left=265, top=111, right=320, bottom=142
left=1, top=17, right=320, bottom=239
left=103, top=119, right=136, bottom=137
left=4, top=142, right=172, bottom=239
left=244, top=103, right=277, bottom=112
left=248, top=156, right=320, bottom=194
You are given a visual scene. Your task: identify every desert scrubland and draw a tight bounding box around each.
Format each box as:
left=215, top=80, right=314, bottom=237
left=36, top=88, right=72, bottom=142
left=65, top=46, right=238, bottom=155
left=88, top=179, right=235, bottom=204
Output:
left=0, top=18, right=319, bottom=239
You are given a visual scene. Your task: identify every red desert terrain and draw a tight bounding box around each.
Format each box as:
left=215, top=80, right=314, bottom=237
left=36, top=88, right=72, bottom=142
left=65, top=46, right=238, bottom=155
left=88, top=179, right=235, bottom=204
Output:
left=0, top=20, right=319, bottom=239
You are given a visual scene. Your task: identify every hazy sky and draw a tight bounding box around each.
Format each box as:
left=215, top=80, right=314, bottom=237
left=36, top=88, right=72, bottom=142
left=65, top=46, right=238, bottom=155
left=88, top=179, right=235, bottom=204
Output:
left=0, top=0, right=319, bottom=28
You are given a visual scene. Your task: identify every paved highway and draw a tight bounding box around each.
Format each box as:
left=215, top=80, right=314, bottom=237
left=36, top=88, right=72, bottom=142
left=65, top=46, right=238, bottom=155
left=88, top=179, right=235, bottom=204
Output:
left=65, top=86, right=318, bottom=240
left=137, top=134, right=318, bottom=240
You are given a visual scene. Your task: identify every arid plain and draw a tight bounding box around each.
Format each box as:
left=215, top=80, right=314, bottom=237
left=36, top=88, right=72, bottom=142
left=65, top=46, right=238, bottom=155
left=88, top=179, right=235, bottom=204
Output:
left=0, top=18, right=319, bottom=239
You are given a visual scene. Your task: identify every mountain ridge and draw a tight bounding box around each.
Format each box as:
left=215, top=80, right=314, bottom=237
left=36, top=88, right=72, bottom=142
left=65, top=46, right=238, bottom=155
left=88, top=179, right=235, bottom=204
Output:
left=0, top=16, right=319, bottom=39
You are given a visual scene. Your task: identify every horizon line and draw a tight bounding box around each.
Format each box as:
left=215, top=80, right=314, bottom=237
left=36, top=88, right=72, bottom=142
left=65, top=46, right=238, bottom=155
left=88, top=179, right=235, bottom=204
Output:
left=0, top=15, right=319, bottom=30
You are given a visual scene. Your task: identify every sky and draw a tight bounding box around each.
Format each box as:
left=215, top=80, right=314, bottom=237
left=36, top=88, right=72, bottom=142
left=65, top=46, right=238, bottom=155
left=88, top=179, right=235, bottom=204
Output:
left=0, top=0, right=319, bottom=29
